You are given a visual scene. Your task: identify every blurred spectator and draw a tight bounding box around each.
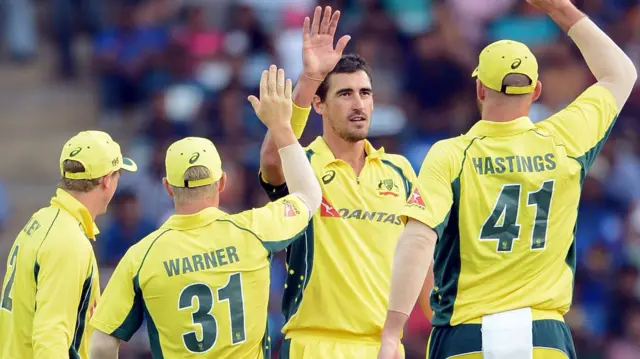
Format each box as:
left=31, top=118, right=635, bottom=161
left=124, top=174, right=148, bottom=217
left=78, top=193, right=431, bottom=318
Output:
left=97, top=190, right=156, bottom=267
left=607, top=303, right=640, bottom=359
left=94, top=0, right=169, bottom=120
left=0, top=181, right=9, bottom=233
left=2, top=0, right=37, bottom=63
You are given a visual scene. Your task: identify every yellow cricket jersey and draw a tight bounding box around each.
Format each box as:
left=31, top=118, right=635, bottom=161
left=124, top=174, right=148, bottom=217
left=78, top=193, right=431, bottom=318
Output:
left=89, top=195, right=310, bottom=359
left=260, top=133, right=418, bottom=340
left=0, top=189, right=101, bottom=359
left=403, top=84, right=619, bottom=326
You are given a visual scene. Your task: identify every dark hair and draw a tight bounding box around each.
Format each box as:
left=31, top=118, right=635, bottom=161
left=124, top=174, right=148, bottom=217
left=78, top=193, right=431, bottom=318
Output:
left=315, top=54, right=373, bottom=102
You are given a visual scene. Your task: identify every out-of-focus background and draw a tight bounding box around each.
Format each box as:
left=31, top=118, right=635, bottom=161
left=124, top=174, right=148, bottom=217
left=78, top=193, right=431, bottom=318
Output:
left=0, top=0, right=639, bottom=358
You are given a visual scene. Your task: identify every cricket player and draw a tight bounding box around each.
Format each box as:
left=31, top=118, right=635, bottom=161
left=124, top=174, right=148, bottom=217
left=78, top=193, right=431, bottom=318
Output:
left=88, top=65, right=322, bottom=359
left=377, top=0, right=638, bottom=358
left=259, top=6, right=431, bottom=358
left=0, top=131, right=137, bottom=359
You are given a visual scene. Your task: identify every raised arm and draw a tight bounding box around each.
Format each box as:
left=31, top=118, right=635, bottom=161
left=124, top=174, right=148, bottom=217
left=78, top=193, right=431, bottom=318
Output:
left=259, top=6, right=350, bottom=187
left=528, top=0, right=637, bottom=108
left=249, top=65, right=322, bottom=214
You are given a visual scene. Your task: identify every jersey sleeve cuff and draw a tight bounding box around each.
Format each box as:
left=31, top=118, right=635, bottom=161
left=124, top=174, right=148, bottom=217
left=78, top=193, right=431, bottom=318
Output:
left=258, top=171, right=290, bottom=201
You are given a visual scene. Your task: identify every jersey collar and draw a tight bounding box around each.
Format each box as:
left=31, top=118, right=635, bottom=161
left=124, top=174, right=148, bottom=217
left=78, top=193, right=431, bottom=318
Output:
left=161, top=207, right=227, bottom=231
left=466, top=116, right=535, bottom=137
left=309, top=136, right=385, bottom=168
left=50, top=188, right=100, bottom=240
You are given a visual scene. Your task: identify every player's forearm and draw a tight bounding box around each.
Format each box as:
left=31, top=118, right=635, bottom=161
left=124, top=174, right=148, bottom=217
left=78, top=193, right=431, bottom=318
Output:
left=279, top=142, right=322, bottom=216
left=384, top=220, right=437, bottom=337
left=567, top=17, right=638, bottom=109
left=293, top=73, right=323, bottom=108
left=417, top=261, right=435, bottom=321
left=260, top=130, right=286, bottom=186
left=90, top=331, right=121, bottom=359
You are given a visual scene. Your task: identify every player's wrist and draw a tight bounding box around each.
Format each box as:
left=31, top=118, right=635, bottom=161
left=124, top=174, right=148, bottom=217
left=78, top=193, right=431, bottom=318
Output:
left=547, top=2, right=585, bottom=32
left=269, top=123, right=297, bottom=149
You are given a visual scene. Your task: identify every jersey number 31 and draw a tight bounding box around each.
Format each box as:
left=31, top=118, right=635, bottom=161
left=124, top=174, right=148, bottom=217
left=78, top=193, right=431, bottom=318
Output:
left=480, top=180, right=554, bottom=252
left=178, top=273, right=246, bottom=353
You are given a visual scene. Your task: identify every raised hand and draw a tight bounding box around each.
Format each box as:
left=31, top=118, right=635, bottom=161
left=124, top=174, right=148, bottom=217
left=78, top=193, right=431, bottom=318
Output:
left=248, top=65, right=293, bottom=130
left=525, top=0, right=575, bottom=14
left=302, top=6, right=351, bottom=80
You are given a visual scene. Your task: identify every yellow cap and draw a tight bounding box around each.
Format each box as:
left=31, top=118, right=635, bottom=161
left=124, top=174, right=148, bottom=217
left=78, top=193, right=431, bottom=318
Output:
left=165, top=137, right=223, bottom=188
left=60, top=131, right=137, bottom=180
left=472, top=40, right=539, bottom=95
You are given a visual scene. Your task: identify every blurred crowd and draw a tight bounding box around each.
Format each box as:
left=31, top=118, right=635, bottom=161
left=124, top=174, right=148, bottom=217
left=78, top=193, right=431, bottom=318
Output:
left=1, top=0, right=640, bottom=358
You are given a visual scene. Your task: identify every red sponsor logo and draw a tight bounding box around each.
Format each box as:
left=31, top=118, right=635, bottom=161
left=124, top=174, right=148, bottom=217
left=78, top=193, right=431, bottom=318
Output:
left=320, top=197, right=341, bottom=217
left=378, top=191, right=398, bottom=197
left=407, top=188, right=425, bottom=207
left=89, top=299, right=97, bottom=318
left=284, top=202, right=297, bottom=217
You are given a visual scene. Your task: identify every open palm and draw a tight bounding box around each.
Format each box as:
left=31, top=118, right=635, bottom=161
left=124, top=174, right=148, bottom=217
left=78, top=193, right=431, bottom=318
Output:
left=302, top=6, right=351, bottom=79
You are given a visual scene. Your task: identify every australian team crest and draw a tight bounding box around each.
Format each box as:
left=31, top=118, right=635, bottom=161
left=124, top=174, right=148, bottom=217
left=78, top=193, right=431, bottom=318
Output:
left=378, top=179, right=399, bottom=197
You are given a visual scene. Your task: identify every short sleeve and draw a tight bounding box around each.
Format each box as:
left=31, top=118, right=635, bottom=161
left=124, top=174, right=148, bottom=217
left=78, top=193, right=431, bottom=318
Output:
left=233, top=194, right=311, bottom=255
left=401, top=141, right=454, bottom=238
left=536, top=84, right=619, bottom=170
left=89, top=251, right=143, bottom=341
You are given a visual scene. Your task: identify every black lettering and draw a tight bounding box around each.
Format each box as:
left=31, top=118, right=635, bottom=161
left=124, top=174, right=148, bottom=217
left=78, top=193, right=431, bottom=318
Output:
left=545, top=153, right=556, bottom=170
left=24, top=219, right=41, bottom=236
left=495, top=157, right=506, bottom=174
left=484, top=157, right=495, bottom=175
left=472, top=157, right=483, bottom=174
left=348, top=209, right=362, bottom=219
left=395, top=216, right=402, bottom=225
left=521, top=156, right=533, bottom=172
left=383, top=214, right=396, bottom=224
left=516, top=155, right=523, bottom=172
left=182, top=257, right=194, bottom=273
left=226, top=246, right=239, bottom=264
left=362, top=211, right=376, bottom=221
left=192, top=255, right=205, bottom=272
left=376, top=212, right=388, bottom=222
left=506, top=156, right=516, bottom=172
left=163, top=259, right=180, bottom=277
left=339, top=208, right=350, bottom=218
left=204, top=252, right=217, bottom=268
left=216, top=248, right=228, bottom=266
left=533, top=155, right=545, bottom=172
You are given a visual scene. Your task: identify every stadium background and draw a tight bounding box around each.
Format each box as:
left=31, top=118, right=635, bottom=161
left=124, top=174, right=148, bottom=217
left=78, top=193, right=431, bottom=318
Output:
left=0, top=0, right=638, bottom=358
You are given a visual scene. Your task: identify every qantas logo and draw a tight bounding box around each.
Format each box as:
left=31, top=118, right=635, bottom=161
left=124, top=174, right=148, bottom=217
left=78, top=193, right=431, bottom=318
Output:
left=283, top=200, right=300, bottom=217
left=320, top=197, right=341, bottom=217
left=407, top=188, right=425, bottom=207
left=320, top=197, right=402, bottom=225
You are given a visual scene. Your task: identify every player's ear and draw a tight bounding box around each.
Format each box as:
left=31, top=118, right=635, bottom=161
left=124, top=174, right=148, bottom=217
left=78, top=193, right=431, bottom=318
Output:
left=312, top=95, right=324, bottom=116
left=531, top=80, right=542, bottom=102
left=162, top=177, right=174, bottom=198
left=218, top=172, right=227, bottom=193
left=476, top=79, right=486, bottom=102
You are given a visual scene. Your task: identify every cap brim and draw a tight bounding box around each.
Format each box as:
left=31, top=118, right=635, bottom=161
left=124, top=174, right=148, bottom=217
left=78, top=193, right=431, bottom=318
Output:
left=121, top=157, right=138, bottom=172
left=471, top=67, right=479, bottom=78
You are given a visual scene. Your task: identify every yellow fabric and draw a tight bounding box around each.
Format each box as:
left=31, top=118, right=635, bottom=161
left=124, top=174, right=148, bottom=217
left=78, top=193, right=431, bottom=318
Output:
left=285, top=335, right=405, bottom=359
left=90, top=195, right=310, bottom=358
left=0, top=189, right=101, bottom=359
left=402, top=85, right=618, bottom=327
left=60, top=130, right=137, bottom=179
left=165, top=137, right=223, bottom=188
left=281, top=135, right=418, bottom=341
left=425, top=350, right=569, bottom=359
left=291, top=103, right=312, bottom=139
left=471, top=40, right=539, bottom=94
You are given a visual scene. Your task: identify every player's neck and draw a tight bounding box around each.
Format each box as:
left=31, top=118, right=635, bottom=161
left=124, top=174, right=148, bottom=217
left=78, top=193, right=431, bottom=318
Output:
left=174, top=199, right=219, bottom=215
left=481, top=102, right=530, bottom=123
left=67, top=191, right=100, bottom=220
left=323, top=134, right=366, bottom=174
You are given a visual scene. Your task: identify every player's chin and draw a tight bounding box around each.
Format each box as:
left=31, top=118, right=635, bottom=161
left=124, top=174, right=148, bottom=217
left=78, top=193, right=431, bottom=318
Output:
left=343, top=127, right=368, bottom=142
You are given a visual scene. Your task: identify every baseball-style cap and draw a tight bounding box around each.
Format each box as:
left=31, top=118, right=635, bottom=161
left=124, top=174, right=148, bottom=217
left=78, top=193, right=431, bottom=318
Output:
left=165, top=137, right=223, bottom=188
left=472, top=40, right=539, bottom=95
left=60, top=131, right=137, bottom=180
